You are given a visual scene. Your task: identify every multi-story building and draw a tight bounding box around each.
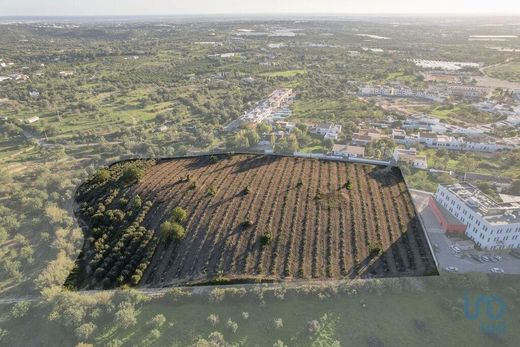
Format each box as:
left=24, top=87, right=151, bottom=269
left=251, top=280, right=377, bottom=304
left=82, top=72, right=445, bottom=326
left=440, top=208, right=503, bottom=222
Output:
left=434, top=183, right=520, bottom=250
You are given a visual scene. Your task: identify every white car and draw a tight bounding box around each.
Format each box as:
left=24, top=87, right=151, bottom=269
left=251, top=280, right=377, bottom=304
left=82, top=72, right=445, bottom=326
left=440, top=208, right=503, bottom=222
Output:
left=450, top=245, right=461, bottom=253
left=490, top=267, right=504, bottom=274
left=445, top=266, right=459, bottom=273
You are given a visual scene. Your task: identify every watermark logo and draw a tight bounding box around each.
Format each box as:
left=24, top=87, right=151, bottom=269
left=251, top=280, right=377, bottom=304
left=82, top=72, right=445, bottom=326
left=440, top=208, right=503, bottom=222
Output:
left=464, top=291, right=507, bottom=334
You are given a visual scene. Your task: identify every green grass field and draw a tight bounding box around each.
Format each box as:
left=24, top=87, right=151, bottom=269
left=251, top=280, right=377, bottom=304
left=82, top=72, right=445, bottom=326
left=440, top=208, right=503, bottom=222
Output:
left=2, top=279, right=518, bottom=347
left=259, top=69, right=307, bottom=78
left=484, top=61, right=520, bottom=82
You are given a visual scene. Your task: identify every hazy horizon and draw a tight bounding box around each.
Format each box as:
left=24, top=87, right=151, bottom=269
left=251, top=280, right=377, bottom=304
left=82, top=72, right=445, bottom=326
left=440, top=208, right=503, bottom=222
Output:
left=1, top=0, right=520, bottom=17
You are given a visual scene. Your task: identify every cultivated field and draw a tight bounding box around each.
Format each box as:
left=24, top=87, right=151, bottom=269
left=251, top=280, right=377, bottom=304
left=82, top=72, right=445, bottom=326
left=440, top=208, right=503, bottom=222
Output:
left=70, top=154, right=437, bottom=289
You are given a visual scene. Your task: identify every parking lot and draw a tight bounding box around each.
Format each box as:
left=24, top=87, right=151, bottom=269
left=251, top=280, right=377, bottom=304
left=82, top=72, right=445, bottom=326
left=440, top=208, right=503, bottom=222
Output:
left=411, top=190, right=520, bottom=275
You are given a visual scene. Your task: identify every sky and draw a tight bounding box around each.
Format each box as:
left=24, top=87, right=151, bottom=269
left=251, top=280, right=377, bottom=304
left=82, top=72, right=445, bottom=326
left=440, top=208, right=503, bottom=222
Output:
left=1, top=0, right=520, bottom=17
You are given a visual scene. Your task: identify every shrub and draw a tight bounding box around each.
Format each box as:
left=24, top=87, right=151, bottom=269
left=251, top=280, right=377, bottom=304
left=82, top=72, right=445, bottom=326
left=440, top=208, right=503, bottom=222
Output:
left=75, top=322, right=97, bottom=340
left=120, top=165, right=143, bottom=185
left=242, top=220, right=253, bottom=228
left=94, top=168, right=111, bottom=184
left=169, top=288, right=192, bottom=302
left=115, top=301, right=137, bottom=329
left=344, top=180, right=352, bottom=190
left=148, top=314, right=166, bottom=328
left=296, top=179, right=303, bottom=188
left=149, top=329, right=161, bottom=340
left=306, top=320, right=320, bottom=335
left=133, top=195, right=142, bottom=210
left=131, top=274, right=142, bottom=286
left=209, top=155, right=219, bottom=163
left=207, top=314, right=219, bottom=326
left=260, top=230, right=272, bottom=246
left=171, top=207, right=187, bottom=223
left=368, top=242, right=383, bottom=257
left=10, top=301, right=30, bottom=319
left=207, top=185, right=217, bottom=197
left=0, top=227, right=7, bottom=243
left=209, top=288, right=226, bottom=303
left=226, top=319, right=238, bottom=334
left=242, top=186, right=251, bottom=195
left=160, top=221, right=186, bottom=241
left=273, top=318, right=283, bottom=329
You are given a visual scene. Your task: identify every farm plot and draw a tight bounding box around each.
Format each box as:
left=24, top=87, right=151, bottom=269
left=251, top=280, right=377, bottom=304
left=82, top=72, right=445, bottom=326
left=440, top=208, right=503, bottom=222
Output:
left=69, top=154, right=437, bottom=289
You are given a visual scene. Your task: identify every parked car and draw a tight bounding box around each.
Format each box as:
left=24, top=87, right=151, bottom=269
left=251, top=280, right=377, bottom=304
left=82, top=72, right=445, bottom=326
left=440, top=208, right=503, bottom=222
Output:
left=489, top=255, right=500, bottom=262
left=450, top=245, right=461, bottom=253
left=481, top=255, right=491, bottom=262
left=445, top=266, right=459, bottom=273
left=471, top=254, right=483, bottom=262
left=490, top=267, right=505, bottom=274
left=494, top=255, right=503, bottom=261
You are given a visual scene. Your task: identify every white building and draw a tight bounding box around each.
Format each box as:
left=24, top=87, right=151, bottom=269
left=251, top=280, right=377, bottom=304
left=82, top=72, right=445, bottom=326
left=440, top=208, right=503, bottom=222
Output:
left=393, top=148, right=428, bottom=169
left=419, top=133, right=464, bottom=150
left=447, top=125, right=486, bottom=137
left=391, top=129, right=420, bottom=146
left=224, top=88, right=294, bottom=131
left=435, top=183, right=520, bottom=250
left=359, top=86, right=444, bottom=102
left=403, top=115, right=447, bottom=133
left=59, top=71, right=74, bottom=77
left=25, top=116, right=39, bottom=124
left=429, top=85, right=488, bottom=99
left=464, top=137, right=515, bottom=153
left=351, top=128, right=386, bottom=146
left=332, top=144, right=365, bottom=158
left=311, top=123, right=342, bottom=139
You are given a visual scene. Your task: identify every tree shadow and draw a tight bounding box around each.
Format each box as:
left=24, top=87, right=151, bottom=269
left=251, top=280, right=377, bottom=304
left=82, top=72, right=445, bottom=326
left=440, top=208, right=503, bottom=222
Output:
left=233, top=154, right=276, bottom=173
left=356, top=217, right=439, bottom=279
left=367, top=165, right=402, bottom=188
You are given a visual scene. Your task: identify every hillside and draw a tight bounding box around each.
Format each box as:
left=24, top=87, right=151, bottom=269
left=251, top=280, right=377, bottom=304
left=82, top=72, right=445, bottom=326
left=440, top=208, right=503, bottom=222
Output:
left=67, top=154, right=437, bottom=289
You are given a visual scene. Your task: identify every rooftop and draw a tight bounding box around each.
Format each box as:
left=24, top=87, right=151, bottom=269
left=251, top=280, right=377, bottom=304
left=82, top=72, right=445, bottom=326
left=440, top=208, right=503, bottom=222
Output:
left=346, top=145, right=366, bottom=156
left=442, top=182, right=520, bottom=225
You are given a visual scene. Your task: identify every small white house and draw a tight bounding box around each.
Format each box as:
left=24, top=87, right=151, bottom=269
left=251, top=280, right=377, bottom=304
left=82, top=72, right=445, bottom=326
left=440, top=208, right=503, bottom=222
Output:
left=311, top=123, right=342, bottom=136
left=59, top=71, right=74, bottom=77
left=25, top=116, right=40, bottom=124
left=393, top=147, right=428, bottom=169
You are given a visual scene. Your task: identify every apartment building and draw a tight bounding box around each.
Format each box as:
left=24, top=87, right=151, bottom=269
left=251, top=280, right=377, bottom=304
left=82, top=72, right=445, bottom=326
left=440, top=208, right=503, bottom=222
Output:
left=435, top=183, right=520, bottom=250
